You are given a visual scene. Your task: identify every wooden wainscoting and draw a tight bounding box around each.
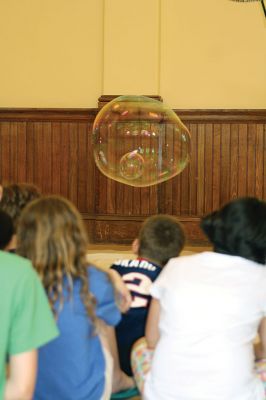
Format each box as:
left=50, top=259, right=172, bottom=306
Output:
left=0, top=108, right=265, bottom=245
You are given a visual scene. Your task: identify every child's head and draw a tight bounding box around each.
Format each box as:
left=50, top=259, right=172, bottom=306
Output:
left=17, top=195, right=96, bottom=320
left=0, top=183, right=41, bottom=231
left=134, top=214, right=185, bottom=266
left=201, top=197, right=266, bottom=265
left=0, top=210, right=14, bottom=250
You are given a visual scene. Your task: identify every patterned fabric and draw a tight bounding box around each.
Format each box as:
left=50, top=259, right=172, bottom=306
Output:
left=131, top=338, right=153, bottom=394
left=256, top=359, right=266, bottom=396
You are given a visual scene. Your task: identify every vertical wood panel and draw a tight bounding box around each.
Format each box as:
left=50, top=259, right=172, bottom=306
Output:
left=0, top=109, right=265, bottom=245
left=180, top=158, right=189, bottom=215
left=204, top=124, right=213, bottom=214
left=0, top=123, right=11, bottom=183
left=161, top=179, right=173, bottom=214
left=86, top=122, right=96, bottom=214
left=106, top=155, right=116, bottom=214
left=17, top=123, right=27, bottom=182
left=34, top=123, right=44, bottom=189
left=95, top=170, right=107, bottom=214
left=132, top=187, right=141, bottom=215
left=238, top=124, right=248, bottom=197
left=68, top=123, right=78, bottom=205
left=180, top=120, right=190, bottom=215
left=123, top=184, right=133, bottom=215
left=197, top=124, right=205, bottom=215
left=77, top=123, right=89, bottom=212
left=188, top=124, right=198, bottom=215
left=230, top=124, right=239, bottom=199
left=115, top=182, right=124, bottom=215
left=255, top=124, right=264, bottom=199
left=10, top=123, right=18, bottom=182
left=106, top=180, right=116, bottom=214
left=26, top=122, right=35, bottom=184
left=149, top=184, right=158, bottom=215
left=172, top=114, right=182, bottom=215
left=212, top=124, right=221, bottom=210
left=247, top=124, right=256, bottom=196
left=160, top=123, right=174, bottom=214
left=140, top=187, right=151, bottom=215
left=59, top=123, right=70, bottom=198
left=172, top=175, right=181, bottom=215
left=42, top=123, right=52, bottom=195
left=220, top=124, right=230, bottom=206
left=51, top=122, right=61, bottom=195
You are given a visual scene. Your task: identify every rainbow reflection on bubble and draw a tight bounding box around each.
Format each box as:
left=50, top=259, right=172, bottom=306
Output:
left=92, top=95, right=191, bottom=187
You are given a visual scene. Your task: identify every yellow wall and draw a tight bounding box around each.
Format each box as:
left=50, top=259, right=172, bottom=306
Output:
left=103, top=0, right=160, bottom=95
left=0, top=0, right=103, bottom=107
left=0, top=0, right=265, bottom=108
left=160, top=0, right=266, bottom=108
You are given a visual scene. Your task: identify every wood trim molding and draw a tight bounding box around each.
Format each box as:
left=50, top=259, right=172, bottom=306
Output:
left=0, top=108, right=98, bottom=122
left=0, top=107, right=265, bottom=122
left=82, top=215, right=207, bottom=245
left=81, top=213, right=201, bottom=223
left=98, top=95, right=163, bottom=108
left=175, top=109, right=266, bottom=123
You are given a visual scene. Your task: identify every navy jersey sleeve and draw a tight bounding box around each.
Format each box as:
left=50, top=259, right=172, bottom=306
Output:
left=88, top=266, right=121, bottom=326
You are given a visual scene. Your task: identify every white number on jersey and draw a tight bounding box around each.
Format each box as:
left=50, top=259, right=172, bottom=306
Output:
left=122, top=272, right=153, bottom=308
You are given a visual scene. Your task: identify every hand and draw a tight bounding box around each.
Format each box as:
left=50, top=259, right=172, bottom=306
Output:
left=108, top=269, right=132, bottom=313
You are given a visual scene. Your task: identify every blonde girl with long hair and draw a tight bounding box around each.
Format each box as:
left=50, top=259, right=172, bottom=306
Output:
left=17, top=195, right=125, bottom=400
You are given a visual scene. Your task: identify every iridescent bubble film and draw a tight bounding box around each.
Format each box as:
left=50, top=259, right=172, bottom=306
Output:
left=92, top=95, right=191, bottom=187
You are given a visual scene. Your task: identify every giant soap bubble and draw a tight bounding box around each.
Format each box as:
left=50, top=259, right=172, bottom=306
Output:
left=92, top=95, right=191, bottom=187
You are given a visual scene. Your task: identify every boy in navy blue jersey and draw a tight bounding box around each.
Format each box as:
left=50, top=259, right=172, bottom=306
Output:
left=110, top=214, right=185, bottom=376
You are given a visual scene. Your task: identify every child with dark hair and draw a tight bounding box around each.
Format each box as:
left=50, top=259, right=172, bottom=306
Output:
left=139, top=197, right=266, bottom=399
left=0, top=183, right=41, bottom=251
left=110, top=215, right=185, bottom=380
left=0, top=210, right=14, bottom=250
left=0, top=183, right=41, bottom=228
left=201, top=196, right=266, bottom=264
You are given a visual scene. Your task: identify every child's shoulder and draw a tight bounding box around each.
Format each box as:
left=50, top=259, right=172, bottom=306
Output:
left=112, top=258, right=160, bottom=271
left=87, top=264, right=110, bottom=286
left=111, top=259, right=161, bottom=285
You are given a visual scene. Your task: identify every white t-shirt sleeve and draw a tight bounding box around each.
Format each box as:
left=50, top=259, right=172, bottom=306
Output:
left=256, top=272, right=266, bottom=316
left=261, top=285, right=266, bottom=316
left=150, top=258, right=177, bottom=299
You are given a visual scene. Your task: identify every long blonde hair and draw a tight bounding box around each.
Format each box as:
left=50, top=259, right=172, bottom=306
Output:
left=17, top=195, right=97, bottom=324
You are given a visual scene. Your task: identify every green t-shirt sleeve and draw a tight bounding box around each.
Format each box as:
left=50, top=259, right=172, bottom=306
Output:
left=8, top=266, right=59, bottom=356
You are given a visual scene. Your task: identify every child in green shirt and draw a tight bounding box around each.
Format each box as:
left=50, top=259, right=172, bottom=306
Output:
left=0, top=250, right=58, bottom=399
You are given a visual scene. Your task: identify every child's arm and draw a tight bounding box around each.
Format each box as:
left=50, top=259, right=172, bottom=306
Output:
left=4, top=349, right=37, bottom=400
left=145, top=298, right=161, bottom=349
left=108, top=269, right=132, bottom=313
left=98, top=321, right=134, bottom=394
left=255, top=317, right=266, bottom=360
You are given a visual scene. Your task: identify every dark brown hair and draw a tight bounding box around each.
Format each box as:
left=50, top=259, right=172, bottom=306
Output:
left=0, top=210, right=14, bottom=249
left=0, top=183, right=41, bottom=230
left=138, top=214, right=185, bottom=266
